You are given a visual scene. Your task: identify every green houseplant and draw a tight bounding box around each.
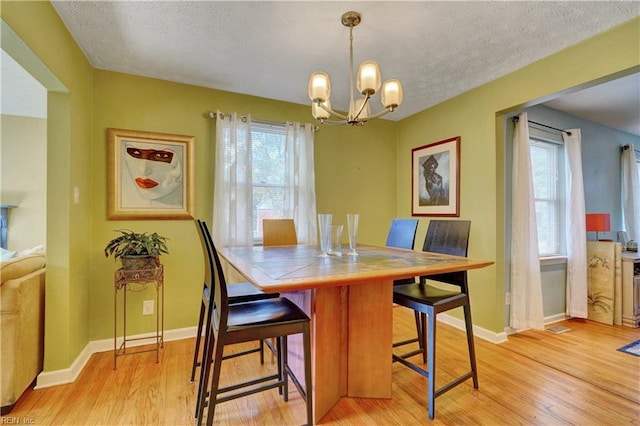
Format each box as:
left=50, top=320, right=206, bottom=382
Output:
left=104, top=229, right=169, bottom=270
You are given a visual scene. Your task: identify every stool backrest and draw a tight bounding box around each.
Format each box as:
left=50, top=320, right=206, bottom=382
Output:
left=387, top=218, right=419, bottom=285
left=195, top=219, right=214, bottom=300
left=420, top=220, right=471, bottom=287
left=263, top=219, right=298, bottom=246
left=385, top=218, right=419, bottom=250
left=197, top=219, right=229, bottom=332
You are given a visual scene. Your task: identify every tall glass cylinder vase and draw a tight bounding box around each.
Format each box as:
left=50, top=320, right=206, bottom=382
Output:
left=317, top=214, right=332, bottom=257
left=329, top=224, right=343, bottom=256
left=347, top=213, right=359, bottom=256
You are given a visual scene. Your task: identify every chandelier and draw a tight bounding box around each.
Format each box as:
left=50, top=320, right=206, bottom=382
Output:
left=307, top=11, right=403, bottom=126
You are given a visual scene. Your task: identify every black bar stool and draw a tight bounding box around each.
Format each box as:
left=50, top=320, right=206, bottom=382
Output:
left=194, top=225, right=313, bottom=426
left=392, top=220, right=478, bottom=420
left=190, top=219, right=279, bottom=383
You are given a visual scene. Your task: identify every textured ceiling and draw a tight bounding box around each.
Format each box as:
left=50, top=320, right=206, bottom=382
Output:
left=44, top=1, right=640, bottom=128
left=544, top=72, right=640, bottom=136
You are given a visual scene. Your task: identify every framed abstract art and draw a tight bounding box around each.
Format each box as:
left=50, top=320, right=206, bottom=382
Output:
left=107, top=128, right=194, bottom=220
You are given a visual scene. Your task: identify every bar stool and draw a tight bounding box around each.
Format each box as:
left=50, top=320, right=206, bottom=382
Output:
left=392, top=220, right=477, bottom=420
left=385, top=218, right=424, bottom=353
left=195, top=225, right=312, bottom=426
left=190, top=219, right=279, bottom=382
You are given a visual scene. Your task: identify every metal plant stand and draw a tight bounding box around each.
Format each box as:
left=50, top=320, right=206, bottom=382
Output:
left=113, top=265, right=164, bottom=369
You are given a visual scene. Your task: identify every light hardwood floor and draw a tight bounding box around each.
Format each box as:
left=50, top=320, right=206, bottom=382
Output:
left=3, top=307, right=639, bottom=425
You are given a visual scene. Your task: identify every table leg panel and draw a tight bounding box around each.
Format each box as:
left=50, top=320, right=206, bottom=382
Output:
left=347, top=280, right=393, bottom=398
left=283, top=287, right=347, bottom=424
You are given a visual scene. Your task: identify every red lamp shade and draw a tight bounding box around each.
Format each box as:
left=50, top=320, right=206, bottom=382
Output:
left=586, top=213, right=611, bottom=241
left=585, top=213, right=611, bottom=232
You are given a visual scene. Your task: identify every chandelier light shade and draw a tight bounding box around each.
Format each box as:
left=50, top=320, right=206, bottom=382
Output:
left=308, top=11, right=403, bottom=126
left=308, top=72, right=330, bottom=102
left=356, top=61, right=381, bottom=95
left=381, top=79, right=403, bottom=108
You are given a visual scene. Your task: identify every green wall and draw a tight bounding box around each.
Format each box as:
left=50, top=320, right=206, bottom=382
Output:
left=90, top=70, right=398, bottom=339
left=1, top=1, right=94, bottom=371
left=2, top=0, right=639, bottom=372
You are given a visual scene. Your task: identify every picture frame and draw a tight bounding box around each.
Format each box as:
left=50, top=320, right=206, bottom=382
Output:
left=107, top=128, right=194, bottom=220
left=411, top=136, right=460, bottom=217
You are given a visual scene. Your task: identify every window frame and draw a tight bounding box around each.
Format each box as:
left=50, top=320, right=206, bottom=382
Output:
left=529, top=135, right=566, bottom=258
left=250, top=121, right=288, bottom=243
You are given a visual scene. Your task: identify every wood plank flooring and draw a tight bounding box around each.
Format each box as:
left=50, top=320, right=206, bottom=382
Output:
left=498, top=317, right=640, bottom=404
left=3, top=307, right=639, bottom=425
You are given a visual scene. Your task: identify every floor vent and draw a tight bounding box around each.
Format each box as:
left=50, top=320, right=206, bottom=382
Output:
left=545, top=325, right=571, bottom=334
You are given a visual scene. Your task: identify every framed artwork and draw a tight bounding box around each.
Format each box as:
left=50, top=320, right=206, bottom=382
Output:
left=107, top=128, right=194, bottom=220
left=411, top=136, right=460, bottom=217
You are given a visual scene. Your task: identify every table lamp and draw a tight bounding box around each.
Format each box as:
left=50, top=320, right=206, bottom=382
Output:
left=586, top=213, right=610, bottom=241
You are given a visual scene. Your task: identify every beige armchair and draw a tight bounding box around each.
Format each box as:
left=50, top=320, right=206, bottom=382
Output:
left=1, top=253, right=46, bottom=415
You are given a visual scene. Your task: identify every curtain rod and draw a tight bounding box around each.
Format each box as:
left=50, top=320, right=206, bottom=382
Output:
left=205, top=111, right=318, bottom=132
left=512, top=116, right=572, bottom=136
left=622, top=144, right=640, bottom=155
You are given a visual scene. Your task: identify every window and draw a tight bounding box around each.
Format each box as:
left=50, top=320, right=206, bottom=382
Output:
left=529, top=138, right=565, bottom=256
left=251, top=122, right=287, bottom=241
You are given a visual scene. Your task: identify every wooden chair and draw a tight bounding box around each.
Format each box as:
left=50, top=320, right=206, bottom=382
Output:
left=262, top=218, right=297, bottom=246
left=190, top=219, right=279, bottom=383
left=195, top=224, right=312, bottom=426
left=392, top=220, right=477, bottom=420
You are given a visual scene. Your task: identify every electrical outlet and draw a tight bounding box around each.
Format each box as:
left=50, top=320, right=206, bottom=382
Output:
left=505, top=292, right=511, bottom=305
left=143, top=300, right=154, bottom=315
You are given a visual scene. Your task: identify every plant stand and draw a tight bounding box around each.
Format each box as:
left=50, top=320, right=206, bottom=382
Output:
left=113, top=265, right=164, bottom=369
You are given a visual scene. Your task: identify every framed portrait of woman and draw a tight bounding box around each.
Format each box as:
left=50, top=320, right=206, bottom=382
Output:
left=411, top=136, right=460, bottom=217
left=107, top=128, right=194, bottom=220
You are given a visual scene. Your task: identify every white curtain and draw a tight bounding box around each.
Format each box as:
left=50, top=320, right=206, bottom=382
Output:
left=563, top=129, right=587, bottom=318
left=621, top=146, right=640, bottom=241
left=283, top=122, right=318, bottom=244
left=510, top=113, right=545, bottom=330
left=212, top=111, right=254, bottom=247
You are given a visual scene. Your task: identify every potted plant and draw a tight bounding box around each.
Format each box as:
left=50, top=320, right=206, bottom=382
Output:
left=104, top=229, right=169, bottom=270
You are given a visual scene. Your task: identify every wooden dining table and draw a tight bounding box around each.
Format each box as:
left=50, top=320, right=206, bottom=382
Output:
left=218, top=243, right=493, bottom=424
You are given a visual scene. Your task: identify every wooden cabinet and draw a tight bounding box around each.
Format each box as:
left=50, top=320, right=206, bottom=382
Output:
left=586, top=241, right=622, bottom=325
left=621, top=252, right=640, bottom=328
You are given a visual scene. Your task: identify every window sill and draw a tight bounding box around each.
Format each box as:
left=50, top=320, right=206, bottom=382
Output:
left=540, top=256, right=567, bottom=266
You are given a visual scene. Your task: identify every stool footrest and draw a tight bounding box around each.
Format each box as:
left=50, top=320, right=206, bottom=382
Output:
left=217, top=373, right=283, bottom=403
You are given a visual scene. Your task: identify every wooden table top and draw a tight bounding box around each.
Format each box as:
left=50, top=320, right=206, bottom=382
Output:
left=219, top=244, right=494, bottom=293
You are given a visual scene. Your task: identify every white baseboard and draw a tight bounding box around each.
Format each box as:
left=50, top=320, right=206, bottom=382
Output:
left=35, top=326, right=199, bottom=389
left=502, top=313, right=569, bottom=336
left=544, top=313, right=568, bottom=325
left=35, top=314, right=512, bottom=389
left=437, top=313, right=508, bottom=344
left=34, top=343, right=94, bottom=390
